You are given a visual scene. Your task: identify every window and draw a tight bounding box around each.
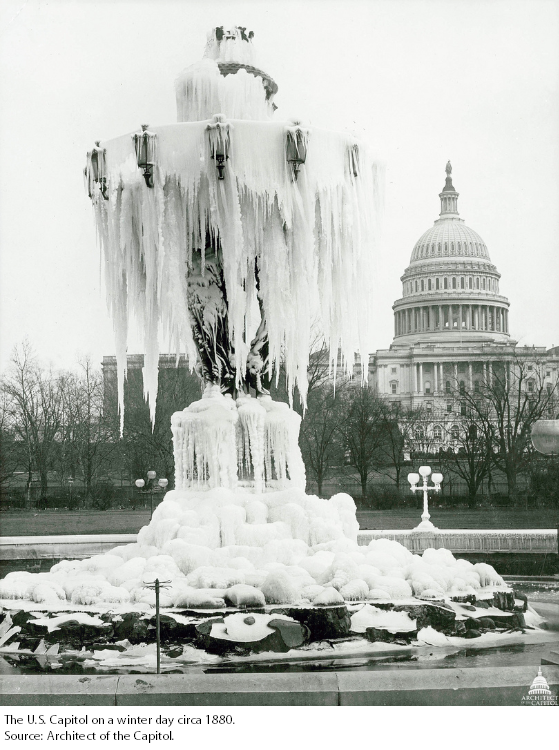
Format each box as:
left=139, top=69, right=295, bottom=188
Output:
left=428, top=279, right=432, bottom=291
left=452, top=277, right=457, bottom=289
left=468, top=425, right=478, bottom=440
left=482, top=278, right=486, bottom=290
left=547, top=383, right=552, bottom=395
left=451, top=425, right=459, bottom=441
left=433, top=425, right=442, bottom=440
left=546, top=370, right=551, bottom=377
left=527, top=380, right=534, bottom=393
left=446, top=402, right=453, bottom=413
left=424, top=380, right=431, bottom=394
left=415, top=280, right=418, bottom=292
left=469, top=277, right=473, bottom=289
left=425, top=401, right=433, bottom=412
left=474, top=380, right=480, bottom=393
left=391, top=367, right=397, bottom=374
left=421, top=279, right=424, bottom=291
left=415, top=428, right=424, bottom=440
left=527, top=365, right=533, bottom=371
left=459, top=380, right=465, bottom=395
left=446, top=380, right=451, bottom=393
left=476, top=277, right=480, bottom=289
left=436, top=278, right=440, bottom=290
left=460, top=277, right=465, bottom=289
left=444, top=278, right=448, bottom=290
left=391, top=382, right=397, bottom=394
left=460, top=404, right=467, bottom=416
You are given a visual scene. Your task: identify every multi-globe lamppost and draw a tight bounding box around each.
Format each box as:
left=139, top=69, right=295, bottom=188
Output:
left=407, top=465, right=443, bottom=531
left=135, top=471, right=168, bottom=518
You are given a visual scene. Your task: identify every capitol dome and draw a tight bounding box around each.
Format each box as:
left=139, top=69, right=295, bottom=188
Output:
left=392, top=163, right=511, bottom=346
left=411, top=219, right=490, bottom=263
left=528, top=668, right=552, bottom=696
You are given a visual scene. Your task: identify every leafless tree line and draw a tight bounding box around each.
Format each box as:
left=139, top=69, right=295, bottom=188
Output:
left=1, top=341, right=557, bottom=509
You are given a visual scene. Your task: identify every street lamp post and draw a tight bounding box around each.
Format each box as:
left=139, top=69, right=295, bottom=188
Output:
left=134, top=478, right=145, bottom=508
left=135, top=471, right=168, bottom=519
left=407, top=465, right=443, bottom=532
left=68, top=477, right=74, bottom=509
left=143, top=577, right=171, bottom=674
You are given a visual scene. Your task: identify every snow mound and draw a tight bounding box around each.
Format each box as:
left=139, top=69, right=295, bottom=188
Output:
left=0, top=496, right=511, bottom=609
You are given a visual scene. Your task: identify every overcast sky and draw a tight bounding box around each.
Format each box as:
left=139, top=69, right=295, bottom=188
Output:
left=1, top=0, right=558, bottom=375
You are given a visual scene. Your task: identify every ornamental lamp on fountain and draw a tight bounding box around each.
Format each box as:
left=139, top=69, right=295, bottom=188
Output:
left=133, top=124, right=157, bottom=187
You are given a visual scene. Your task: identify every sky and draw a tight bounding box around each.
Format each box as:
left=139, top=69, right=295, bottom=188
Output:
left=0, top=0, right=558, bottom=375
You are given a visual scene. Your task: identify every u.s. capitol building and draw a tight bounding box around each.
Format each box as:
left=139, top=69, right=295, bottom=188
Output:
left=370, top=163, right=558, bottom=448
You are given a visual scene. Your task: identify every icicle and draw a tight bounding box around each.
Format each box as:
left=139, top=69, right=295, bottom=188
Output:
left=236, top=395, right=266, bottom=493
left=260, top=396, right=306, bottom=490
left=171, top=386, right=238, bottom=490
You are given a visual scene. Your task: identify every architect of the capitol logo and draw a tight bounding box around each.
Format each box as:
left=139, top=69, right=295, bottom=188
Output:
left=520, top=667, right=558, bottom=705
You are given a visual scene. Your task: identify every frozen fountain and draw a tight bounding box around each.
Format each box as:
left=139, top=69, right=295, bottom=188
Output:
left=0, top=28, right=546, bottom=669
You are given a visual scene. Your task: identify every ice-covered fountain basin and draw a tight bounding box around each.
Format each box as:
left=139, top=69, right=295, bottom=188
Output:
left=2, top=529, right=556, bottom=571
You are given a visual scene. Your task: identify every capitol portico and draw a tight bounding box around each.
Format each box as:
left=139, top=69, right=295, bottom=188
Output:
left=372, top=163, right=558, bottom=446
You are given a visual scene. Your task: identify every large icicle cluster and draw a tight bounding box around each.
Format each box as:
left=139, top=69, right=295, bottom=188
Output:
left=1, top=489, right=508, bottom=610
left=90, top=26, right=383, bottom=420
left=172, top=389, right=305, bottom=493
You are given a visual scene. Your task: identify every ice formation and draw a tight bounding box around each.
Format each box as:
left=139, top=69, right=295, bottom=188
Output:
left=87, top=26, right=383, bottom=421
left=171, top=389, right=305, bottom=491
left=0, top=487, right=509, bottom=610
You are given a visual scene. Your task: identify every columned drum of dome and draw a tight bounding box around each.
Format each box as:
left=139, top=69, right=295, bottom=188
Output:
left=392, top=163, right=511, bottom=346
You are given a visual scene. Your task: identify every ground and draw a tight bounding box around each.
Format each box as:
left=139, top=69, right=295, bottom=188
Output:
left=0, top=507, right=557, bottom=537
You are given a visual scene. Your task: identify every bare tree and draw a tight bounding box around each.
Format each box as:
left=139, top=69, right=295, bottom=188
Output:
left=337, top=385, right=387, bottom=498
left=122, top=364, right=202, bottom=486
left=458, top=356, right=558, bottom=503
left=58, top=358, right=120, bottom=498
left=437, top=420, right=493, bottom=507
left=377, top=404, right=430, bottom=490
left=2, top=342, right=64, bottom=502
left=0, top=388, right=26, bottom=494
left=299, top=382, right=345, bottom=496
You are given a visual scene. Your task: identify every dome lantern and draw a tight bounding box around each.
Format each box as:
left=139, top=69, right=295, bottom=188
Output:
left=439, top=160, right=459, bottom=217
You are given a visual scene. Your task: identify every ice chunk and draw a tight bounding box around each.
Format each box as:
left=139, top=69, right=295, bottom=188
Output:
left=350, top=604, right=416, bottom=634
left=224, top=584, right=266, bottom=608
left=474, top=563, right=505, bottom=588
left=174, top=588, right=226, bottom=609
left=417, top=627, right=450, bottom=646
left=185, top=566, right=245, bottom=589
left=340, top=579, right=369, bottom=601
left=312, top=587, right=344, bottom=606
left=261, top=570, right=300, bottom=604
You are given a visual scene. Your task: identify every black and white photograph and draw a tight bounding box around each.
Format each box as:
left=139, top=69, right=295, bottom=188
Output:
left=0, top=0, right=558, bottom=731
